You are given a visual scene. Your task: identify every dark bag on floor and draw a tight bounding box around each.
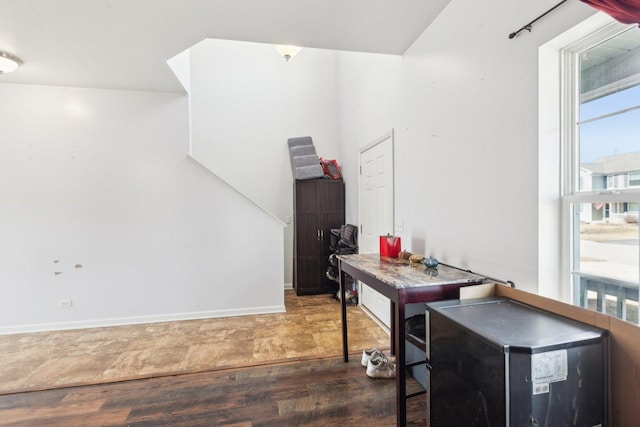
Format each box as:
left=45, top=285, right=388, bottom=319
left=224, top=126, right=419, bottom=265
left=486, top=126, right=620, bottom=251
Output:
left=405, top=314, right=426, bottom=341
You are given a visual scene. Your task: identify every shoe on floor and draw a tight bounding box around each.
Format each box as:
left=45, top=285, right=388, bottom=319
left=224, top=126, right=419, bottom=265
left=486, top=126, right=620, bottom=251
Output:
left=366, top=356, right=396, bottom=379
left=361, top=348, right=382, bottom=367
left=336, top=289, right=355, bottom=301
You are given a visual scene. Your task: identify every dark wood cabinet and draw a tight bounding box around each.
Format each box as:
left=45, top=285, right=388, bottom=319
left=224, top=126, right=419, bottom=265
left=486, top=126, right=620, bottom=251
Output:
left=293, top=179, right=345, bottom=295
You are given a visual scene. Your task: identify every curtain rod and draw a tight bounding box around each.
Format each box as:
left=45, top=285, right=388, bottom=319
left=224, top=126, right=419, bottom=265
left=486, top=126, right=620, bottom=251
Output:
left=509, top=0, right=568, bottom=39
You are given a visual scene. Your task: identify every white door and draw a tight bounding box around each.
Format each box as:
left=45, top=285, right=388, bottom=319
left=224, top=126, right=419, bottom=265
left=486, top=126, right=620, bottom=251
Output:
left=359, top=130, right=394, bottom=327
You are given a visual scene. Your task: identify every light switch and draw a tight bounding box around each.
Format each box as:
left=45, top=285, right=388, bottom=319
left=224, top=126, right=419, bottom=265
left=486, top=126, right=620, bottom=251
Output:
left=394, top=218, right=404, bottom=233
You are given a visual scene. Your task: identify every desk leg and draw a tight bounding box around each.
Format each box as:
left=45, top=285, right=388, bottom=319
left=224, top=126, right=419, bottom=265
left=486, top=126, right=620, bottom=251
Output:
left=395, top=293, right=407, bottom=427
left=339, top=261, right=349, bottom=362
left=390, top=301, right=396, bottom=356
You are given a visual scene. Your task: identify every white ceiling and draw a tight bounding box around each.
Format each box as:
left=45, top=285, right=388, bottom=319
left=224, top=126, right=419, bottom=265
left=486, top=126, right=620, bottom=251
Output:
left=0, top=0, right=450, bottom=93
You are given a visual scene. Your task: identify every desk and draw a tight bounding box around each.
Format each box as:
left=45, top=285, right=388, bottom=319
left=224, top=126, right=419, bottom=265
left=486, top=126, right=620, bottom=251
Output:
left=337, top=254, right=485, bottom=427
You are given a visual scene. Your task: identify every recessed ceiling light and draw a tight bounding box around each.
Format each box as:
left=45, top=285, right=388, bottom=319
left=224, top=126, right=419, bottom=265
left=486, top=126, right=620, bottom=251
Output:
left=0, top=51, right=23, bottom=74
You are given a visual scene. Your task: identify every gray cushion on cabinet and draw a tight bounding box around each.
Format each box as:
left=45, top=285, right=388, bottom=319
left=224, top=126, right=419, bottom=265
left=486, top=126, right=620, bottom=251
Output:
left=287, top=136, right=324, bottom=180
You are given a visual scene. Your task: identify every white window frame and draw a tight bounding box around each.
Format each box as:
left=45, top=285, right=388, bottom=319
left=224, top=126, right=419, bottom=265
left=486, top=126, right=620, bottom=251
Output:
left=560, top=20, right=640, bottom=304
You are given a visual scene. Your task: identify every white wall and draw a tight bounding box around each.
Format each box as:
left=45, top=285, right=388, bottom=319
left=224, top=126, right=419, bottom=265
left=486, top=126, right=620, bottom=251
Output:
left=0, top=0, right=603, bottom=333
left=188, top=39, right=341, bottom=285
left=337, top=0, right=596, bottom=294
left=0, top=83, right=284, bottom=333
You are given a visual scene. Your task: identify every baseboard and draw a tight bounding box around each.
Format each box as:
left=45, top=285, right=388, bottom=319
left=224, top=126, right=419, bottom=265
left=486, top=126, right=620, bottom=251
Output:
left=0, top=305, right=287, bottom=335
left=284, top=282, right=293, bottom=290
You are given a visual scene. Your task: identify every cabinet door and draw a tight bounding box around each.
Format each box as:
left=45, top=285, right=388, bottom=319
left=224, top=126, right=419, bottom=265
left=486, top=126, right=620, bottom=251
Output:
left=319, top=180, right=345, bottom=229
left=295, top=180, right=323, bottom=258
left=294, top=180, right=322, bottom=294
left=294, top=179, right=345, bottom=295
left=295, top=211, right=325, bottom=294
left=318, top=180, right=344, bottom=214
left=317, top=180, right=345, bottom=289
left=296, top=258, right=325, bottom=295
left=296, top=211, right=323, bottom=258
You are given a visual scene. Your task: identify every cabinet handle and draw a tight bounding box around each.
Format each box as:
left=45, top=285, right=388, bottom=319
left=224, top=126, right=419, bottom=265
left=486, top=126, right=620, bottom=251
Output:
left=317, top=230, right=320, bottom=240
left=321, top=230, right=324, bottom=240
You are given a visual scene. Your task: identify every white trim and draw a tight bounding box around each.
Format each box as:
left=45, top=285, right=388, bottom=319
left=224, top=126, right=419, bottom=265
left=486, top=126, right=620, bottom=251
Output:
left=360, top=128, right=394, bottom=154
left=0, top=305, right=287, bottom=335
left=561, top=19, right=633, bottom=199
left=558, top=18, right=640, bottom=305
left=283, top=282, right=293, bottom=290
left=565, top=190, right=640, bottom=205
left=539, top=32, right=565, bottom=301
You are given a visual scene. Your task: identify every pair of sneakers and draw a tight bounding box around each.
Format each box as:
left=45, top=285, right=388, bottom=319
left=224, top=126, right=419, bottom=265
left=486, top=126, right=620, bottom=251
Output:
left=361, top=348, right=396, bottom=379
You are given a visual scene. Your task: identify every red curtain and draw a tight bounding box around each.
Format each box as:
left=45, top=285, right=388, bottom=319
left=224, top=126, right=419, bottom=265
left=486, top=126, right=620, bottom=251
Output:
left=581, top=0, right=640, bottom=24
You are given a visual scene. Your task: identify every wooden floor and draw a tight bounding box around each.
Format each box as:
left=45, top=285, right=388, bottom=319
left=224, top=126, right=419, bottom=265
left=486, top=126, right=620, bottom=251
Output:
left=0, top=290, right=389, bottom=395
left=0, top=357, right=427, bottom=426
left=0, top=290, right=427, bottom=425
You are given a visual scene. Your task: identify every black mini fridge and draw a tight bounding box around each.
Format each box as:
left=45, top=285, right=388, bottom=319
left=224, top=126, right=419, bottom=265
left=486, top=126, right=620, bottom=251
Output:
left=425, top=297, right=608, bottom=427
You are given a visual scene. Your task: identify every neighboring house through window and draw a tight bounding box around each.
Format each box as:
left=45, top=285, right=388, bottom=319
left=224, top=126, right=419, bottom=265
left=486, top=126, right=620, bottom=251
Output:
left=561, top=19, right=640, bottom=324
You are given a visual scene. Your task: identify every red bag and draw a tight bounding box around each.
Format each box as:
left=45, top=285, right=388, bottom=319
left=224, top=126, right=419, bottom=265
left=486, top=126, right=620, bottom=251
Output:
left=380, top=235, right=401, bottom=257
left=319, top=158, right=342, bottom=179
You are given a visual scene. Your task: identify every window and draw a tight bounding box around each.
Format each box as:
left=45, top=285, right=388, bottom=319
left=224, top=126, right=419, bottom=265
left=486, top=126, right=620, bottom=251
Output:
left=562, top=23, right=640, bottom=324
left=605, top=174, right=629, bottom=189
left=606, top=175, right=614, bottom=189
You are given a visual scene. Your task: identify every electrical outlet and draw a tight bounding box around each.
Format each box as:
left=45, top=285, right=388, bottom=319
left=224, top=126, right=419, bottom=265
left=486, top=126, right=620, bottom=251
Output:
left=284, top=215, right=292, bottom=224
left=58, top=299, right=73, bottom=309
left=394, top=218, right=404, bottom=233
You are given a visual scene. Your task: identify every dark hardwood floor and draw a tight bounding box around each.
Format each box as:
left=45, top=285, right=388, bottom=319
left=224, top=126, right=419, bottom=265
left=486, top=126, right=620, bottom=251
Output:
left=0, top=356, right=427, bottom=426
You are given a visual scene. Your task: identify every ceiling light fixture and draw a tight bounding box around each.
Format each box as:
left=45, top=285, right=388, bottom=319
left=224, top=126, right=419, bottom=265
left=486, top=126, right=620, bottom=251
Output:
left=0, top=51, right=23, bottom=74
left=274, top=45, right=302, bottom=62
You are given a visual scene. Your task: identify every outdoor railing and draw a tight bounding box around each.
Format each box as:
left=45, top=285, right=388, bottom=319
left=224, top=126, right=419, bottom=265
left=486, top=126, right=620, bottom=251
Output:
left=574, top=272, right=639, bottom=324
